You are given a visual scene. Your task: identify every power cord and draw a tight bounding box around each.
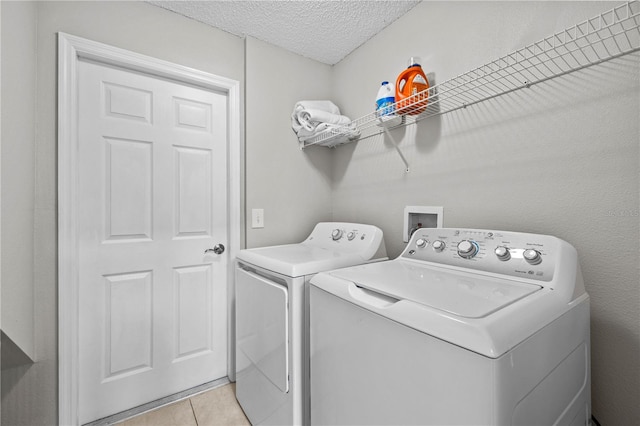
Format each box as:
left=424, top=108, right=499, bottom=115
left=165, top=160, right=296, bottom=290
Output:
left=592, top=414, right=602, bottom=426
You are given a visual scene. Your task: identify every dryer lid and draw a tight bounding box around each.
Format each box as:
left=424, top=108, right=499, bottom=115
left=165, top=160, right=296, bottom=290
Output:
left=237, top=244, right=370, bottom=277
left=236, top=222, right=387, bottom=277
left=327, top=260, right=541, bottom=318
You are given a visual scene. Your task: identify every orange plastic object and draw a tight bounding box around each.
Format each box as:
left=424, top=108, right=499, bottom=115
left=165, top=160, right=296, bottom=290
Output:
left=395, top=64, right=430, bottom=115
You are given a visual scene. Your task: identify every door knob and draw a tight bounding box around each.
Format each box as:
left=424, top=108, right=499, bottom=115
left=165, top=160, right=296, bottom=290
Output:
left=205, top=244, right=225, bottom=255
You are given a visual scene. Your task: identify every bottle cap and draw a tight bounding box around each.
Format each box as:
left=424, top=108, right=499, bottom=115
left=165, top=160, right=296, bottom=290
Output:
left=408, top=56, right=422, bottom=67
left=381, top=81, right=389, bottom=85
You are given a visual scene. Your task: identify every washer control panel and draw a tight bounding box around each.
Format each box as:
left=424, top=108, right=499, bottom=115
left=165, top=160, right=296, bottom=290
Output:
left=401, top=228, right=559, bottom=281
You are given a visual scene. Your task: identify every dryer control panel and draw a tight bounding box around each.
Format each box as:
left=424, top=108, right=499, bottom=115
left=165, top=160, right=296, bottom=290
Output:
left=305, top=222, right=385, bottom=254
left=401, top=228, right=563, bottom=282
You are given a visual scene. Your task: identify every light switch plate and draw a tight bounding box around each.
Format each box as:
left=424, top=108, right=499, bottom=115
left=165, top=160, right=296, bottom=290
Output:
left=251, top=208, right=264, bottom=229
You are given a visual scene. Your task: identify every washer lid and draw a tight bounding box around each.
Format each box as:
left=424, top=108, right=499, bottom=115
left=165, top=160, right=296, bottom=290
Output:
left=328, top=260, right=541, bottom=318
left=237, top=243, right=369, bottom=277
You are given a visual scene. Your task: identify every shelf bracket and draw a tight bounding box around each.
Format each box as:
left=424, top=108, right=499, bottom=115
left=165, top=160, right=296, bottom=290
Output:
left=379, top=117, right=410, bottom=173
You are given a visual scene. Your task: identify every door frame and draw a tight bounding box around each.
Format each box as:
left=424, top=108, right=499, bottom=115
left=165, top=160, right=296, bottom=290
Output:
left=57, top=32, right=241, bottom=425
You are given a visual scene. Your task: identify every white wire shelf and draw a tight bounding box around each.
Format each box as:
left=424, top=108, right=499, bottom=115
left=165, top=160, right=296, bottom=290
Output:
left=301, top=1, right=640, bottom=151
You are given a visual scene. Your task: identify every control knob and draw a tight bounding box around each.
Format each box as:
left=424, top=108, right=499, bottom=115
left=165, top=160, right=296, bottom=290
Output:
left=331, top=229, right=343, bottom=241
left=457, top=240, right=479, bottom=259
left=494, top=246, right=511, bottom=261
left=432, top=240, right=446, bottom=252
left=523, top=249, right=542, bottom=265
left=347, top=231, right=356, bottom=241
left=415, top=238, right=428, bottom=249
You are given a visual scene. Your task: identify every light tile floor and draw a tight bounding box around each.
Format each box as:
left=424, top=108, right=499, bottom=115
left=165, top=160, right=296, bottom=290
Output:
left=117, top=383, right=250, bottom=426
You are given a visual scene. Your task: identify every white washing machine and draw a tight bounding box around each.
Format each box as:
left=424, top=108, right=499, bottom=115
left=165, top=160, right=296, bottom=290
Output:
left=310, top=228, right=591, bottom=426
left=235, top=222, right=387, bottom=425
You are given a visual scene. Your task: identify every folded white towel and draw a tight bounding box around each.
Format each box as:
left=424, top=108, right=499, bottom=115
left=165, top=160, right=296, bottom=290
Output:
left=291, top=100, right=358, bottom=147
left=298, top=122, right=360, bottom=147
left=294, top=100, right=341, bottom=116
left=296, top=107, right=352, bottom=132
left=291, top=100, right=351, bottom=133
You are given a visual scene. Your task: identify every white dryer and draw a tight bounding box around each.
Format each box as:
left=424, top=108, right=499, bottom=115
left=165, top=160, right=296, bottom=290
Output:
left=310, top=228, right=590, bottom=426
left=235, top=222, right=386, bottom=425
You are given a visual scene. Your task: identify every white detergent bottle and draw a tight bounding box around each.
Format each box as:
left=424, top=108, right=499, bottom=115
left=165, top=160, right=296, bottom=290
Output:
left=375, top=81, right=395, bottom=117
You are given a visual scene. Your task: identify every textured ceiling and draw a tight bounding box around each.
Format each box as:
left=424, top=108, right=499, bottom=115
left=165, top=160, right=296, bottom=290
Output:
left=148, top=1, right=421, bottom=65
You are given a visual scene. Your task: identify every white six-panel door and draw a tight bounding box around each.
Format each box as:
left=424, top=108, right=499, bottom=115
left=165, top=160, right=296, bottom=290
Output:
left=77, top=58, right=228, bottom=423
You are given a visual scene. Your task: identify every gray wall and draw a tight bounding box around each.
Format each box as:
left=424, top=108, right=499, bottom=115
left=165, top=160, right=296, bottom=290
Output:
left=0, top=3, right=3, bottom=422
left=1, top=0, right=36, bottom=362
left=331, top=2, right=639, bottom=425
left=1, top=2, right=244, bottom=424
left=245, top=37, right=333, bottom=248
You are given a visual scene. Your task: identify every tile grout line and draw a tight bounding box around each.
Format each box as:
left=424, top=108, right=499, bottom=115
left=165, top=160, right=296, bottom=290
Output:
left=189, top=398, right=200, bottom=426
